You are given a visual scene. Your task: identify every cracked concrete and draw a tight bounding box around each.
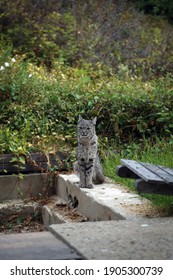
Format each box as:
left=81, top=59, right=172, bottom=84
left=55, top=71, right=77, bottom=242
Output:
left=50, top=218, right=173, bottom=260
left=1, top=173, right=173, bottom=260
left=56, top=174, right=150, bottom=221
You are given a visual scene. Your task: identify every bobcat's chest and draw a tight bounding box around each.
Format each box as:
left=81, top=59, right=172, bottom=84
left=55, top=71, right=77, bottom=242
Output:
left=78, top=137, right=97, bottom=161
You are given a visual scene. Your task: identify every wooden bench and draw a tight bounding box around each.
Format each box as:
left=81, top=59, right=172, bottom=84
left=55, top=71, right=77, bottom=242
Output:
left=0, top=152, right=68, bottom=174
left=117, top=159, right=173, bottom=195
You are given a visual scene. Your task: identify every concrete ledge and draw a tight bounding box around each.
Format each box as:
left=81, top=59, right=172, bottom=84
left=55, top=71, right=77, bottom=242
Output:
left=42, top=205, right=65, bottom=227
left=0, top=199, right=40, bottom=216
left=50, top=217, right=173, bottom=259
left=42, top=197, right=68, bottom=228
left=0, top=173, right=150, bottom=221
left=56, top=174, right=145, bottom=221
left=0, top=174, right=48, bottom=200
left=42, top=196, right=88, bottom=228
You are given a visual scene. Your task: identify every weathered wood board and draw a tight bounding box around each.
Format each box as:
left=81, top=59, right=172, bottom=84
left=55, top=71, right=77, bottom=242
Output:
left=0, top=152, right=68, bottom=174
left=120, top=159, right=173, bottom=184
left=116, top=165, right=140, bottom=179
left=135, top=179, right=173, bottom=195
left=116, top=159, right=173, bottom=195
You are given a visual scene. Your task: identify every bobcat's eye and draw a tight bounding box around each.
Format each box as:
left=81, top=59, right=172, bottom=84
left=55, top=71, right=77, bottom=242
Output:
left=87, top=127, right=90, bottom=130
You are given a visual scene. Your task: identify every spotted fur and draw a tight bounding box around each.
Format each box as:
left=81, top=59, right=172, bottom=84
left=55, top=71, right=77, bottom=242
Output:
left=76, top=115, right=104, bottom=188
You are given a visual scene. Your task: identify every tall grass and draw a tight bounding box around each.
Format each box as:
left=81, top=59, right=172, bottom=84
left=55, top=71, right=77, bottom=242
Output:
left=103, top=138, right=173, bottom=212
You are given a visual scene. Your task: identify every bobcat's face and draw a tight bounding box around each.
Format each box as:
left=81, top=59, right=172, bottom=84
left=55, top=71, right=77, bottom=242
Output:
left=78, top=121, right=92, bottom=137
left=78, top=115, right=96, bottom=138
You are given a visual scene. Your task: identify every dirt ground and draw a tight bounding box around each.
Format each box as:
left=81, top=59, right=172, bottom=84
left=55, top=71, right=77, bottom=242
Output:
left=0, top=203, right=45, bottom=234
left=0, top=197, right=87, bottom=234
left=122, top=201, right=173, bottom=217
left=0, top=213, right=46, bottom=234
left=47, top=198, right=88, bottom=223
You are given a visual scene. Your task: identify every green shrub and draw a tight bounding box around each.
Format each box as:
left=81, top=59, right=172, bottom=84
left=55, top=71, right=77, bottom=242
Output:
left=1, top=0, right=173, bottom=77
left=0, top=52, right=173, bottom=153
left=134, top=0, right=173, bottom=23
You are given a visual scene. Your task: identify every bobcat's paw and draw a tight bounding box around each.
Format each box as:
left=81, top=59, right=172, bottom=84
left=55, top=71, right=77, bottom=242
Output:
left=86, top=183, right=94, bottom=189
left=79, top=183, right=94, bottom=189
left=79, top=184, right=86, bottom=188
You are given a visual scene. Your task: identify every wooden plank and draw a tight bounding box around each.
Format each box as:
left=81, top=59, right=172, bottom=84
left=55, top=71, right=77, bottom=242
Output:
left=135, top=179, right=173, bottom=195
left=120, top=159, right=165, bottom=184
left=0, top=154, right=13, bottom=164
left=158, top=165, right=173, bottom=177
left=0, top=152, right=68, bottom=174
left=116, top=165, right=140, bottom=179
left=0, top=162, right=57, bottom=174
left=0, top=152, right=67, bottom=164
left=140, top=162, right=173, bottom=185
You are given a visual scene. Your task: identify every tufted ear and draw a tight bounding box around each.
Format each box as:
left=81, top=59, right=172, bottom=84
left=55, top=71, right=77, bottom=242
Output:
left=78, top=114, right=82, bottom=122
left=92, top=117, right=97, bottom=125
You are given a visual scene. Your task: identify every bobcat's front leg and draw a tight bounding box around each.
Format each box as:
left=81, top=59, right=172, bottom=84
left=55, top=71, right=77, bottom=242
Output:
left=85, top=159, right=94, bottom=189
left=78, top=158, right=86, bottom=188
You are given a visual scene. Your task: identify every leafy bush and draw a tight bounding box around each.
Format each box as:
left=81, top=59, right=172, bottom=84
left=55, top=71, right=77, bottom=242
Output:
left=134, top=0, right=173, bottom=23
left=0, top=52, right=173, bottom=154
left=1, top=0, right=173, bottom=77
left=0, top=0, right=78, bottom=68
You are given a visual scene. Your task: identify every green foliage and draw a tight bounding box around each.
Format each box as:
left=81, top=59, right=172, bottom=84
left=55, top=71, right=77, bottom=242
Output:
left=0, top=0, right=173, bottom=77
left=103, top=138, right=173, bottom=212
left=1, top=1, right=173, bottom=211
left=0, top=53, right=173, bottom=155
left=0, top=0, right=78, bottom=67
left=134, top=0, right=173, bottom=23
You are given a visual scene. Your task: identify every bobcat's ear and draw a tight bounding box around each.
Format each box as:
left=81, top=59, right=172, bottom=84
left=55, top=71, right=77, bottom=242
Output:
left=92, top=117, right=97, bottom=125
left=78, top=114, right=82, bottom=122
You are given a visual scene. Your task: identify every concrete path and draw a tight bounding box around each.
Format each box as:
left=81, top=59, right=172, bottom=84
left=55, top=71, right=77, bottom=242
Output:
left=0, top=231, right=83, bottom=260
left=51, top=174, right=173, bottom=259
left=1, top=173, right=173, bottom=260
left=50, top=217, right=173, bottom=260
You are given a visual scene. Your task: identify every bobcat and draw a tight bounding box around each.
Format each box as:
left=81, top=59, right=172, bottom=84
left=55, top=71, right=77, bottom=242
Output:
left=75, top=115, right=104, bottom=188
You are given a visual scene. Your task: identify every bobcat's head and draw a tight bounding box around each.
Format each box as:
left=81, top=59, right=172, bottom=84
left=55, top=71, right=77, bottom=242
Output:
left=78, top=115, right=96, bottom=139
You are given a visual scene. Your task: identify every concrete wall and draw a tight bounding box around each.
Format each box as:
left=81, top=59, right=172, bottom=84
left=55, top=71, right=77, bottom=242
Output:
left=0, top=174, right=48, bottom=200
left=56, top=174, right=129, bottom=221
